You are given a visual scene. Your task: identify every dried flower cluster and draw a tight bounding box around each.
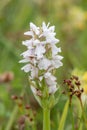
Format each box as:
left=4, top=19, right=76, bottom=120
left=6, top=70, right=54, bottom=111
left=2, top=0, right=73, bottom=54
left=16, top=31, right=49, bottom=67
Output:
left=20, top=22, right=63, bottom=95
left=11, top=94, right=36, bottom=129
left=72, top=69, right=87, bottom=105
left=63, top=75, right=84, bottom=106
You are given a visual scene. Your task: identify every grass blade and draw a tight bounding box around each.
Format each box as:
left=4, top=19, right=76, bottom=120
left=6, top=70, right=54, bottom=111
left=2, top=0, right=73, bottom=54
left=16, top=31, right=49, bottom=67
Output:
left=58, top=100, right=69, bottom=130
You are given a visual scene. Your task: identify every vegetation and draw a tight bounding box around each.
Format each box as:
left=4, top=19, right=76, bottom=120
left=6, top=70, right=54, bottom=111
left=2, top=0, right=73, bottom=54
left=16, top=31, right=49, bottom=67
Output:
left=0, top=0, right=87, bottom=130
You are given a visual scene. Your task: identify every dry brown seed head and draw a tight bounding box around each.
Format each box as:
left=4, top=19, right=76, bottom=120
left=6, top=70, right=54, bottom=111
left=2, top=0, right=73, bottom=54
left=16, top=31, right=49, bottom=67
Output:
left=72, top=75, right=79, bottom=81
left=11, top=95, right=18, bottom=100
left=30, top=118, right=33, bottom=122
left=18, top=116, right=25, bottom=125
left=25, top=105, right=31, bottom=109
left=19, top=96, right=24, bottom=100
left=75, top=81, right=81, bottom=86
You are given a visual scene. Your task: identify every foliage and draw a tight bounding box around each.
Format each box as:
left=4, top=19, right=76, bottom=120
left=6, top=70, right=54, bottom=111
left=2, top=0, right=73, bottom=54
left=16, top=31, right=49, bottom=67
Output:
left=0, top=0, right=87, bottom=130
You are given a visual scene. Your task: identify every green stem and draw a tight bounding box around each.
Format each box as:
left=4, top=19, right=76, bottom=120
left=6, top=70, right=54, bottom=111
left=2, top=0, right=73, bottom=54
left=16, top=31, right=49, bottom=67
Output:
left=81, top=107, right=87, bottom=129
left=43, top=108, right=50, bottom=130
left=5, top=91, right=24, bottom=130
left=5, top=105, right=18, bottom=130
left=70, top=106, right=74, bottom=130
left=32, top=124, right=36, bottom=130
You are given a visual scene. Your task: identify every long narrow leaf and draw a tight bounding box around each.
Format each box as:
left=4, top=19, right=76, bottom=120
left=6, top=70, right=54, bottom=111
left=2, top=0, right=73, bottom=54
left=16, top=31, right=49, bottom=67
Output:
left=58, top=100, right=69, bottom=130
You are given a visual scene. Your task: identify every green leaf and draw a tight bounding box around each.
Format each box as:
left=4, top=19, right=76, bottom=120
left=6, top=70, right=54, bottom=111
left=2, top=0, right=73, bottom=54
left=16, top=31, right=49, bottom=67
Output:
left=34, top=94, right=42, bottom=107
left=58, top=100, right=69, bottom=130
left=79, top=123, right=82, bottom=130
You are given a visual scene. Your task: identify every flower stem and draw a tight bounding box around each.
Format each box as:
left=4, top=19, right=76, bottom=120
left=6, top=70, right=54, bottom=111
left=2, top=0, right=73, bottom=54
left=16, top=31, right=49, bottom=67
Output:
left=5, top=105, right=18, bottom=130
left=43, top=108, right=50, bottom=130
left=70, top=106, right=74, bottom=130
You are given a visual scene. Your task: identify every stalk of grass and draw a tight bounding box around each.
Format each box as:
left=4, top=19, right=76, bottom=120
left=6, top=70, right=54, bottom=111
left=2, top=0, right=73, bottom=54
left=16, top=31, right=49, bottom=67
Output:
left=58, top=100, right=69, bottom=130
left=70, top=106, right=75, bottom=130
left=32, top=123, right=36, bottom=130
left=5, top=105, right=18, bottom=130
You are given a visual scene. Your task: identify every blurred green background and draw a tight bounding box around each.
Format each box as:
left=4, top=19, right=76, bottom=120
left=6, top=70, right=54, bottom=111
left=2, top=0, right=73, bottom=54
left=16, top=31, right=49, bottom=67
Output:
left=0, top=0, right=87, bottom=130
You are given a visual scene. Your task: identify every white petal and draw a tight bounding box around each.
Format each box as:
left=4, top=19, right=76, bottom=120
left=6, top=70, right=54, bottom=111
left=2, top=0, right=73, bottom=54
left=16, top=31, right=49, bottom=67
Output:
left=48, top=85, right=58, bottom=94
left=54, top=55, right=63, bottom=60
left=30, top=22, right=40, bottom=35
left=22, top=41, right=34, bottom=50
left=22, top=39, right=33, bottom=47
left=51, top=59, right=63, bottom=68
left=21, top=64, right=31, bottom=73
left=44, top=72, right=57, bottom=86
left=21, top=49, right=35, bottom=58
left=38, top=58, right=51, bottom=70
left=35, top=45, right=46, bottom=59
left=31, top=86, right=37, bottom=94
left=33, top=39, right=40, bottom=46
left=44, top=72, right=51, bottom=78
left=45, top=72, right=56, bottom=80
left=49, top=26, right=55, bottom=32
left=42, top=22, right=47, bottom=30
left=42, top=22, right=50, bottom=30
left=47, top=22, right=50, bottom=28
left=39, top=76, right=43, bottom=81
left=52, top=45, right=61, bottom=56
left=57, top=47, right=61, bottom=52
left=24, top=31, right=33, bottom=36
left=51, top=55, right=63, bottom=68
left=19, top=59, right=29, bottom=63
left=46, top=34, right=59, bottom=44
left=31, top=67, right=38, bottom=79
left=44, top=72, right=57, bottom=94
